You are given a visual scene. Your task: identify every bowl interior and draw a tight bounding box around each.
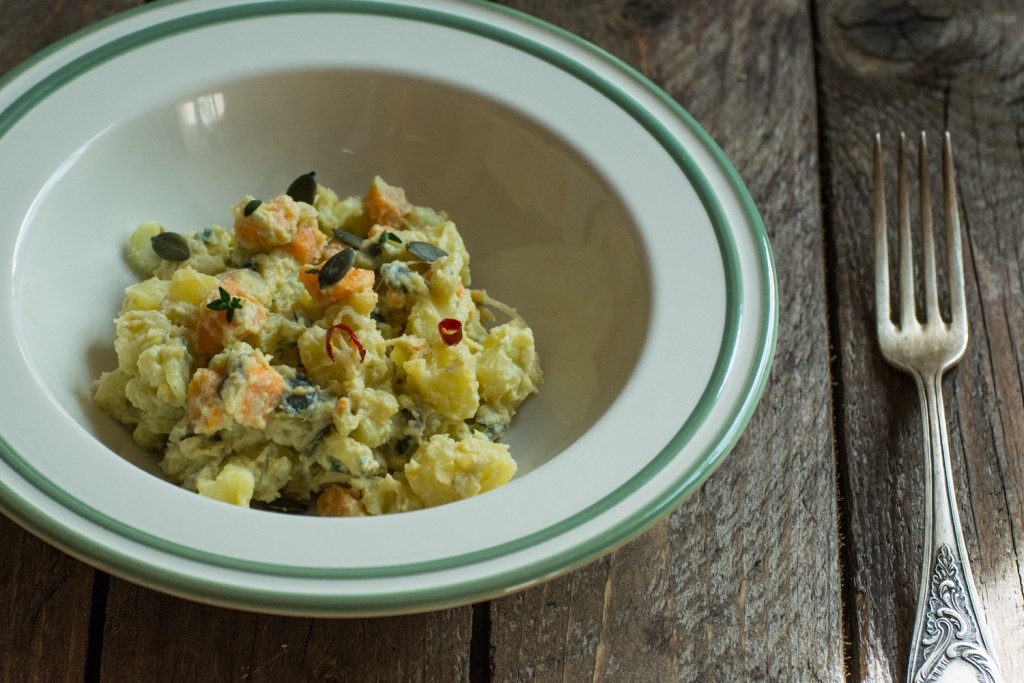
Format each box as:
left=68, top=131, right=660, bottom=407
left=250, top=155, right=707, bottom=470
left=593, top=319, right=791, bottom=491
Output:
left=14, top=69, right=650, bottom=481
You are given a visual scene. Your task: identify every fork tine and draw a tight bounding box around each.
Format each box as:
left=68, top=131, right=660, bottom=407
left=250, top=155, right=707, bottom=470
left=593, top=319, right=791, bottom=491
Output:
left=874, top=133, right=891, bottom=328
left=944, top=132, right=967, bottom=325
left=898, top=132, right=916, bottom=326
left=919, top=132, right=940, bottom=323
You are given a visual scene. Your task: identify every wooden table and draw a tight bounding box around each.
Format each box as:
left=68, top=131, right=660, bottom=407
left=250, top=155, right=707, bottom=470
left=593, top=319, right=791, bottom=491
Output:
left=2, top=1, right=1022, bottom=680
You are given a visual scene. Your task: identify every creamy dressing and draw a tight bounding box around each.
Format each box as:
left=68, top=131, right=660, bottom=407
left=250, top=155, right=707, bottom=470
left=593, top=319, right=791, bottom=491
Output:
left=94, top=176, right=542, bottom=515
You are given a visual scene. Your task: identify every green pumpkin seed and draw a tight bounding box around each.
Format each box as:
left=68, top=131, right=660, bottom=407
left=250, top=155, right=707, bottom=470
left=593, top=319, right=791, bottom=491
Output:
left=150, top=232, right=191, bottom=262
left=286, top=171, right=317, bottom=204
left=406, top=241, right=447, bottom=263
left=318, top=247, right=356, bottom=289
left=243, top=198, right=262, bottom=216
left=332, top=229, right=363, bottom=249
left=255, top=497, right=311, bottom=514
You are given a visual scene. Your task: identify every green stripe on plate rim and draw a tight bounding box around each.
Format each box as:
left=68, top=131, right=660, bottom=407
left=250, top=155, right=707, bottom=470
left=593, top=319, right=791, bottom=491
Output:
left=0, top=0, right=777, bottom=613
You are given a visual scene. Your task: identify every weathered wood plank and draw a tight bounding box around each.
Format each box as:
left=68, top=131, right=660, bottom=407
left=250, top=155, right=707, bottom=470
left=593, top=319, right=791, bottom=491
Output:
left=0, top=515, right=96, bottom=683
left=0, top=0, right=143, bottom=69
left=489, top=1, right=844, bottom=680
left=98, top=579, right=473, bottom=682
left=818, top=0, right=1024, bottom=679
left=0, top=3, right=145, bottom=681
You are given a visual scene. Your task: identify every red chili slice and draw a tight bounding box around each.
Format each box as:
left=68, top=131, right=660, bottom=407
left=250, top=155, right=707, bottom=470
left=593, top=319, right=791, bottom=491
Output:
left=438, top=318, right=463, bottom=346
left=326, top=323, right=366, bottom=362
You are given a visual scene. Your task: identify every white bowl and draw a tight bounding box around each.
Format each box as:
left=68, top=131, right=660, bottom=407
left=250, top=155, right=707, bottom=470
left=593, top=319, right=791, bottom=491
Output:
left=0, top=0, right=776, bottom=615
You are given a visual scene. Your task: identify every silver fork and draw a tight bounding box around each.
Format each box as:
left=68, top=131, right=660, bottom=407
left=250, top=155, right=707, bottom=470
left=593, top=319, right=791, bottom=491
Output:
left=873, top=131, right=1003, bottom=683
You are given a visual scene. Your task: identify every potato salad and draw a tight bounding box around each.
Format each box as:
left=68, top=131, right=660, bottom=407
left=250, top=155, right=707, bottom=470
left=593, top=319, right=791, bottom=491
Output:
left=93, top=174, right=542, bottom=516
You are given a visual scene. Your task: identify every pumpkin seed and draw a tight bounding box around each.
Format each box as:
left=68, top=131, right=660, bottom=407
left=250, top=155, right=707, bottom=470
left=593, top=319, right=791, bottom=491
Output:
left=150, top=232, right=191, bottom=262
left=317, top=247, right=356, bottom=289
left=243, top=198, right=262, bottom=216
left=255, top=498, right=310, bottom=514
left=286, top=171, right=317, bottom=204
left=394, top=435, right=417, bottom=456
left=406, top=241, right=447, bottom=263
left=332, top=228, right=363, bottom=248
left=283, top=374, right=317, bottom=414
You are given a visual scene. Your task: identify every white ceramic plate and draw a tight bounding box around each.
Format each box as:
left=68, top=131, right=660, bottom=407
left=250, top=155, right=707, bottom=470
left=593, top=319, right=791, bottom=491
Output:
left=0, top=0, right=776, bottom=615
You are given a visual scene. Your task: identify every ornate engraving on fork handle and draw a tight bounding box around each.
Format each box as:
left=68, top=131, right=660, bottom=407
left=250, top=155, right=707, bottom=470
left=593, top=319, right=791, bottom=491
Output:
left=911, top=544, right=1000, bottom=683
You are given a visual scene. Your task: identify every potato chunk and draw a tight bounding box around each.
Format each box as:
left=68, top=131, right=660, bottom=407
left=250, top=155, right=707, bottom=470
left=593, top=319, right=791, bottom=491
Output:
left=403, top=343, right=479, bottom=421
left=404, top=433, right=516, bottom=506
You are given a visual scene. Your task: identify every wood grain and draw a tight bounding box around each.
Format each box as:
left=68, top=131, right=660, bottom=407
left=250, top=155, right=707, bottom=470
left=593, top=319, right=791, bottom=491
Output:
left=0, top=0, right=142, bottom=70
left=0, top=515, right=96, bottom=683
left=818, top=0, right=1024, bottom=679
left=489, top=1, right=845, bottom=680
left=97, top=579, right=472, bottom=682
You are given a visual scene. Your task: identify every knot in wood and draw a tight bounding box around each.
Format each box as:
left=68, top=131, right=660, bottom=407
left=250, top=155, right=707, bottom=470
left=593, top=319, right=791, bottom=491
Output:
left=833, top=0, right=961, bottom=71
left=618, top=0, right=675, bottom=30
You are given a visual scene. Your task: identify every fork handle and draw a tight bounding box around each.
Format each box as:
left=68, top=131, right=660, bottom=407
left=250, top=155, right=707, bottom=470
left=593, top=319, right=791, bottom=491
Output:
left=907, top=371, right=1003, bottom=683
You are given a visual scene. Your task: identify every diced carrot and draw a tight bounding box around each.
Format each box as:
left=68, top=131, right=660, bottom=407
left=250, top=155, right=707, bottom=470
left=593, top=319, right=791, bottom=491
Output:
left=196, top=280, right=268, bottom=356
left=229, top=357, right=286, bottom=429
left=187, top=368, right=227, bottom=434
left=316, top=486, right=367, bottom=517
left=300, top=265, right=375, bottom=305
left=235, top=195, right=300, bottom=251
left=297, top=266, right=319, bottom=299
left=364, top=177, right=411, bottom=227
left=283, top=219, right=324, bottom=264
left=324, top=268, right=375, bottom=301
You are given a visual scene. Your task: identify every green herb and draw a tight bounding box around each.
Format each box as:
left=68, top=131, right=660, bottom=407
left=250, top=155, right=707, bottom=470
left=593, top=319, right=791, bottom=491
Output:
left=243, top=198, right=262, bottom=216
left=150, top=232, right=191, bottom=262
left=286, top=171, right=317, bottom=205
left=317, top=248, right=356, bottom=289
left=206, top=286, right=243, bottom=323
left=378, top=231, right=403, bottom=246
left=406, top=241, right=447, bottom=263
left=305, top=267, right=320, bottom=275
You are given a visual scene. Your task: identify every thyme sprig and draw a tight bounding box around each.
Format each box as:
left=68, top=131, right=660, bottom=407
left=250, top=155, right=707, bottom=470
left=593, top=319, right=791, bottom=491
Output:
left=206, top=286, right=243, bottom=323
